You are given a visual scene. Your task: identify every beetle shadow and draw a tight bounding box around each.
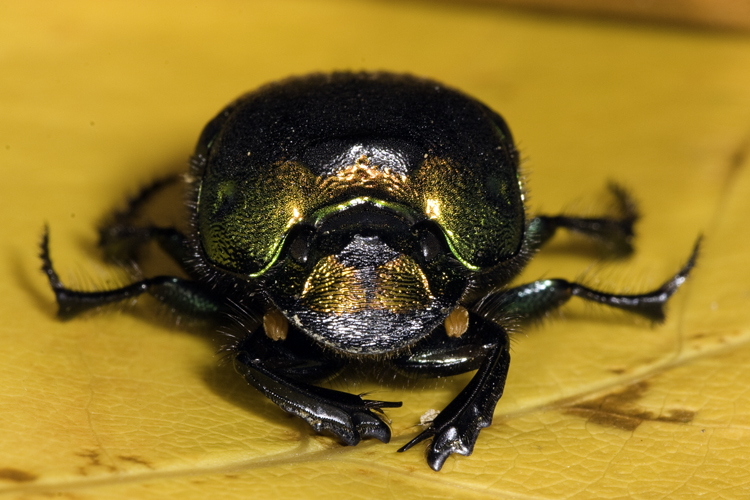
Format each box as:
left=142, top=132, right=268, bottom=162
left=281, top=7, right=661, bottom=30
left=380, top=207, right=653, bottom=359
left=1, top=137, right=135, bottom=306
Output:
left=552, top=306, right=666, bottom=327
left=198, top=354, right=313, bottom=431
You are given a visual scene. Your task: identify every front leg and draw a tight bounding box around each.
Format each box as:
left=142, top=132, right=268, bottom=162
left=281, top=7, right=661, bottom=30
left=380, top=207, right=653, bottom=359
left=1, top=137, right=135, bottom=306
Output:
left=397, top=315, right=510, bottom=471
left=232, top=332, right=402, bottom=446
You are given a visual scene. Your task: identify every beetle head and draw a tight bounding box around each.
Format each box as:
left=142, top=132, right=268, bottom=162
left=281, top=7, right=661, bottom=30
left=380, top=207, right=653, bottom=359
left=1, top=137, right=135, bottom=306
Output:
left=263, top=197, right=469, bottom=355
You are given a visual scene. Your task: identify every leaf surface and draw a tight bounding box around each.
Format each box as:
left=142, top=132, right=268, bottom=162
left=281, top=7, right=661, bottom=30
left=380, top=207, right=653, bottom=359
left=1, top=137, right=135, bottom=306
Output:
left=1, top=1, right=749, bottom=498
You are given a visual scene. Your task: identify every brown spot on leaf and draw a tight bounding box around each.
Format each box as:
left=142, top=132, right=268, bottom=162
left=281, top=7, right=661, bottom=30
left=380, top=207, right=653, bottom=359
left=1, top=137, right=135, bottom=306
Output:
left=657, top=408, right=695, bottom=424
left=118, top=455, right=154, bottom=469
left=564, top=381, right=695, bottom=432
left=0, top=468, right=37, bottom=482
left=75, top=449, right=117, bottom=475
left=565, top=407, right=644, bottom=431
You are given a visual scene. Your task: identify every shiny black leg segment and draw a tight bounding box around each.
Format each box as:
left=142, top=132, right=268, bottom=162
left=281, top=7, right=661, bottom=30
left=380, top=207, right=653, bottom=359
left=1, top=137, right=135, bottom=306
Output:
left=398, top=314, right=510, bottom=471
left=233, top=343, right=402, bottom=446
left=477, top=238, right=700, bottom=323
left=529, top=183, right=638, bottom=256
left=390, top=322, right=493, bottom=378
left=40, top=228, right=219, bottom=319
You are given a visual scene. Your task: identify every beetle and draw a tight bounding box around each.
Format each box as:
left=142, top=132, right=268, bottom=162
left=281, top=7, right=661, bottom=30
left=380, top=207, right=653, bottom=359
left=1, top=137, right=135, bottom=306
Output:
left=40, top=72, right=698, bottom=471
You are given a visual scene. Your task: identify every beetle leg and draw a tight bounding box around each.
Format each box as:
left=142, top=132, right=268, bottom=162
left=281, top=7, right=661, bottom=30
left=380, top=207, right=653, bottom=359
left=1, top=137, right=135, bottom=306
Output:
left=390, top=321, right=492, bottom=378
left=233, top=344, right=402, bottom=446
left=41, top=228, right=219, bottom=319
left=231, top=325, right=347, bottom=382
left=97, top=174, right=191, bottom=267
left=98, top=225, right=191, bottom=271
left=476, top=238, right=700, bottom=323
left=110, top=174, right=182, bottom=224
left=529, top=183, right=638, bottom=256
left=397, top=314, right=510, bottom=471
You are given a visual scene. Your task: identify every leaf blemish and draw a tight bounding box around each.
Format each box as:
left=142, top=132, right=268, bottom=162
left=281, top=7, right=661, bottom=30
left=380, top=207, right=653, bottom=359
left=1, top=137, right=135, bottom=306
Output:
left=0, top=468, right=37, bottom=483
left=564, top=381, right=696, bottom=432
left=75, top=449, right=117, bottom=475
left=118, top=455, right=154, bottom=469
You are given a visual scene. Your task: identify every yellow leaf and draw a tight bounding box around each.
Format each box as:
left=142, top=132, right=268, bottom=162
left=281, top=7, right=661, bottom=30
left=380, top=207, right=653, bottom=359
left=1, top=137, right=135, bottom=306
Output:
left=1, top=1, right=749, bottom=498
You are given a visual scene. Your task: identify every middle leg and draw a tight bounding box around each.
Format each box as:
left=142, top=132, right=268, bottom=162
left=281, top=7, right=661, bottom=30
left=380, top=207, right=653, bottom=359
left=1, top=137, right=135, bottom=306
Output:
left=41, top=228, right=220, bottom=319
left=476, top=238, right=700, bottom=323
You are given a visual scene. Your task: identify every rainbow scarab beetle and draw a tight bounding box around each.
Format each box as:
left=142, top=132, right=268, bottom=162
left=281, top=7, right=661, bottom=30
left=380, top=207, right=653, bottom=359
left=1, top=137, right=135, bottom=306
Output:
left=41, top=72, right=698, bottom=471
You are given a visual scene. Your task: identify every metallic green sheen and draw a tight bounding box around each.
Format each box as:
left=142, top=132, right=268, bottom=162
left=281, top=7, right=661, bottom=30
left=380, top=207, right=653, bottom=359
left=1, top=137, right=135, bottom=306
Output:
left=193, top=72, right=524, bottom=279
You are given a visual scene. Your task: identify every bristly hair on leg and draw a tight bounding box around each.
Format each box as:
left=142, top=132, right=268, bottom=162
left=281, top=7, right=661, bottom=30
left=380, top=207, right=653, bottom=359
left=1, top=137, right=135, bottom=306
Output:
left=107, top=174, right=183, bottom=227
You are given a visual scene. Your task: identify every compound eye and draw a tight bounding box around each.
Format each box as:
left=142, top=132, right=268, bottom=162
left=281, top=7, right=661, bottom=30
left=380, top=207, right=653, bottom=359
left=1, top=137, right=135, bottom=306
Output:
left=420, top=230, right=442, bottom=262
left=213, top=180, right=237, bottom=219
left=287, top=226, right=314, bottom=264
left=412, top=221, right=448, bottom=263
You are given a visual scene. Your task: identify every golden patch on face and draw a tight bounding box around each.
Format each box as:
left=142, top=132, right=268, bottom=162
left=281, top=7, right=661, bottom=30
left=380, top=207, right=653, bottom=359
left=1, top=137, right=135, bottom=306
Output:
left=299, top=255, right=364, bottom=314
left=300, top=253, right=433, bottom=314
left=374, top=254, right=433, bottom=313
